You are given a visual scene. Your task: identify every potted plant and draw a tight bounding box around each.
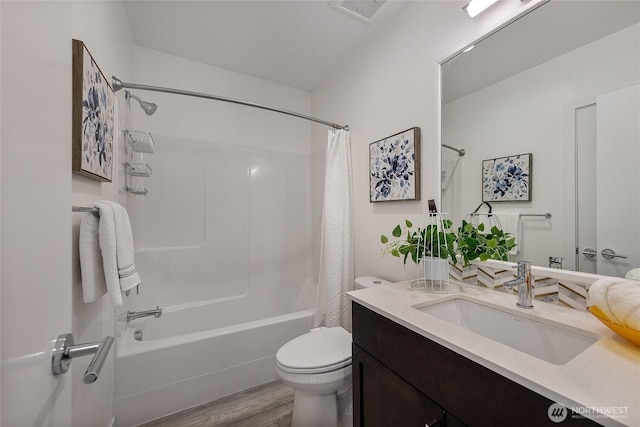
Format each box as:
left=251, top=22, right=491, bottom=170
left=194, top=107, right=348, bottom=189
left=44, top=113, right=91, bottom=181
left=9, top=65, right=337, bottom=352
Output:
left=456, top=220, right=517, bottom=266
left=380, top=219, right=457, bottom=281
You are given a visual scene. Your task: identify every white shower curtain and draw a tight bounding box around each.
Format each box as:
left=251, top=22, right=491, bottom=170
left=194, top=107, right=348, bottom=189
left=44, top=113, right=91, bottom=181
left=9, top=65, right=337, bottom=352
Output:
left=313, top=129, right=355, bottom=331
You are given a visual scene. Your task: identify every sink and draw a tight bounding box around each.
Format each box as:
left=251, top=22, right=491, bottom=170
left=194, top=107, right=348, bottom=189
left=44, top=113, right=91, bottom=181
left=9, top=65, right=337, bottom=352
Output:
left=416, top=297, right=599, bottom=365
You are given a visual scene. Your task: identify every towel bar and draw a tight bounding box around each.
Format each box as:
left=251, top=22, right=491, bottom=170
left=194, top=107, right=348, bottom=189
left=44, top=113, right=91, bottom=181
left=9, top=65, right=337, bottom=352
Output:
left=521, top=213, right=552, bottom=219
left=469, top=212, right=552, bottom=219
left=72, top=206, right=99, bottom=213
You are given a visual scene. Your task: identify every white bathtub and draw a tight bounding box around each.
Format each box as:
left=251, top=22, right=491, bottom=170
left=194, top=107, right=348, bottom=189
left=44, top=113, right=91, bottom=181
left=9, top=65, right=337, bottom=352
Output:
left=113, top=305, right=314, bottom=426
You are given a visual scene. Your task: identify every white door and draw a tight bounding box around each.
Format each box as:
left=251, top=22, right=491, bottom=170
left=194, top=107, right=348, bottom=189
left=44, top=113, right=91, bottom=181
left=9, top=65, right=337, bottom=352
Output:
left=595, top=85, right=640, bottom=277
left=575, top=103, right=598, bottom=274
left=1, top=1, right=73, bottom=425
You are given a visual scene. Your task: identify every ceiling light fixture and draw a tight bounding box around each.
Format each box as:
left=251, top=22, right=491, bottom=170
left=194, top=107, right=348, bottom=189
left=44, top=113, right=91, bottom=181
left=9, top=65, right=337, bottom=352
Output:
left=462, top=0, right=499, bottom=17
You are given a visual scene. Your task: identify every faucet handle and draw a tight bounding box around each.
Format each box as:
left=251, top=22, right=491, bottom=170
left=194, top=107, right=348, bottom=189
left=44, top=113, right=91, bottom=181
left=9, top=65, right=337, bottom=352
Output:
left=512, top=260, right=531, bottom=267
left=512, top=261, right=531, bottom=275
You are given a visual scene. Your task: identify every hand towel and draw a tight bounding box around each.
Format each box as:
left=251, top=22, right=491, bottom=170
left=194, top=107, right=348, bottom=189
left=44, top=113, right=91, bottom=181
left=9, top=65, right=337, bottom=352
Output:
left=95, top=202, right=123, bottom=307
left=79, top=212, right=108, bottom=303
left=494, top=212, right=520, bottom=255
left=589, top=278, right=640, bottom=329
left=95, top=201, right=142, bottom=307
left=103, top=201, right=141, bottom=292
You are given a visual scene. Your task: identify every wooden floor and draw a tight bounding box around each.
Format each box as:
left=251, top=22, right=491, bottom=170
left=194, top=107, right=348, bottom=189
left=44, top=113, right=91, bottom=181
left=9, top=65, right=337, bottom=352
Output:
left=138, top=381, right=294, bottom=427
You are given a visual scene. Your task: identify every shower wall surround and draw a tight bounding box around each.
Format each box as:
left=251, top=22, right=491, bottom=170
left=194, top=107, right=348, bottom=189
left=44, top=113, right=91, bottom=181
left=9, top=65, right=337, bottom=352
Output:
left=130, top=135, right=317, bottom=319
left=127, top=45, right=318, bottom=320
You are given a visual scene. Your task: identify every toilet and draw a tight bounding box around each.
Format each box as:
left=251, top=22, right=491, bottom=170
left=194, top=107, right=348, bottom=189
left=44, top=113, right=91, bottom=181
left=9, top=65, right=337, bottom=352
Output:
left=276, top=276, right=391, bottom=427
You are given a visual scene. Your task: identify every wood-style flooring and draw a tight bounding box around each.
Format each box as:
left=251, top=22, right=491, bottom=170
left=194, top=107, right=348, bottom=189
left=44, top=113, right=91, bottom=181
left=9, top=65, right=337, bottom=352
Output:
left=138, top=380, right=294, bottom=427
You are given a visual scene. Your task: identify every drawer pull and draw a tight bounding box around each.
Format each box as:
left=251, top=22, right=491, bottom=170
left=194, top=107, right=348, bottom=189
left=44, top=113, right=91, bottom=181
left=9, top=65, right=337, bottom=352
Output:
left=425, top=417, right=442, bottom=427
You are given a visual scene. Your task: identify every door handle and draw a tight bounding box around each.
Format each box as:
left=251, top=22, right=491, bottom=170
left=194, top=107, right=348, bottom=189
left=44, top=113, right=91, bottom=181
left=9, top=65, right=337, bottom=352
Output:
left=581, top=247, right=597, bottom=258
left=51, top=333, right=114, bottom=384
left=600, top=248, right=628, bottom=260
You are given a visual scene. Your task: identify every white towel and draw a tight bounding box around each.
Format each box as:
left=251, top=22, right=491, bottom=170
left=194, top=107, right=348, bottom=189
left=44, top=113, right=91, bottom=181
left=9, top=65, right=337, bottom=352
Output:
left=95, top=201, right=141, bottom=307
left=107, top=201, right=141, bottom=291
left=494, top=212, right=520, bottom=255
left=625, top=268, right=640, bottom=281
left=79, top=212, right=108, bottom=302
left=608, top=281, right=640, bottom=329
left=589, top=277, right=619, bottom=321
left=589, top=278, right=640, bottom=329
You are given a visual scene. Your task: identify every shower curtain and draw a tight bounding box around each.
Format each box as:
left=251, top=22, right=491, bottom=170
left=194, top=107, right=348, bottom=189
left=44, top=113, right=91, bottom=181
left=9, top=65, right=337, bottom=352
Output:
left=313, top=129, right=355, bottom=331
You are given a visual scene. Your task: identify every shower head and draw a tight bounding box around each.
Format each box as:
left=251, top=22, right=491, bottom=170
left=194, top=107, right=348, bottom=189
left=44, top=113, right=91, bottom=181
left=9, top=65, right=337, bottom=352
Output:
left=126, top=91, right=158, bottom=116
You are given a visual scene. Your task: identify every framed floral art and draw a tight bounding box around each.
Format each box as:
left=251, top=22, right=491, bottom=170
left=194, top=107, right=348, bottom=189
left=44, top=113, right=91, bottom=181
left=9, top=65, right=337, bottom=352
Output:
left=369, top=127, right=420, bottom=202
left=72, top=39, right=114, bottom=182
left=482, top=153, right=532, bottom=202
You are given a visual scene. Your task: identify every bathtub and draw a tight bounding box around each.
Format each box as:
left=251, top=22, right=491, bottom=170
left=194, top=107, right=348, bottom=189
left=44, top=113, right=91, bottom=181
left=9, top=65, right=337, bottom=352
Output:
left=113, top=305, right=314, bottom=426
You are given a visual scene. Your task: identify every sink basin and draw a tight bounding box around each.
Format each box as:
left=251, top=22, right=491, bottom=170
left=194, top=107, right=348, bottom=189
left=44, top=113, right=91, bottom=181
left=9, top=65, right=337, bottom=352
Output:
left=416, top=297, right=599, bottom=365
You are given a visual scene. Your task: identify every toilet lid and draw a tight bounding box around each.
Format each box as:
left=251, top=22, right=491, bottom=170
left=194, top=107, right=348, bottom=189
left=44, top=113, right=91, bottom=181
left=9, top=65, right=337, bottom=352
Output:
left=276, top=327, right=352, bottom=373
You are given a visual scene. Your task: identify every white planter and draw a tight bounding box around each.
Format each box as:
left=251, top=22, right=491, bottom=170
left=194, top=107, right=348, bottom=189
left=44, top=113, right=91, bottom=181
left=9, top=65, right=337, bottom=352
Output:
left=423, top=257, right=450, bottom=281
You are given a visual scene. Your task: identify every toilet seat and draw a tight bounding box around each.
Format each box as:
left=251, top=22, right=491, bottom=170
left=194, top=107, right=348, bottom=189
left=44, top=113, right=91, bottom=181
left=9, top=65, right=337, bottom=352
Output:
left=276, top=327, right=352, bottom=374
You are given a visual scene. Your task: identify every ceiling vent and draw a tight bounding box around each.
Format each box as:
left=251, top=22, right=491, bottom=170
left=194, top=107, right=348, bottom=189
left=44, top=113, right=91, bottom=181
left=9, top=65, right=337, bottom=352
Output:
left=331, top=0, right=387, bottom=21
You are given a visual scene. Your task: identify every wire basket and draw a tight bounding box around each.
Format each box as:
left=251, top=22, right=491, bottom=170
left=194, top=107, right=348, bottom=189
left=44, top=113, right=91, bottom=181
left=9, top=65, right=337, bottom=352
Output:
left=463, top=202, right=504, bottom=233
left=458, top=202, right=516, bottom=266
left=411, top=212, right=461, bottom=294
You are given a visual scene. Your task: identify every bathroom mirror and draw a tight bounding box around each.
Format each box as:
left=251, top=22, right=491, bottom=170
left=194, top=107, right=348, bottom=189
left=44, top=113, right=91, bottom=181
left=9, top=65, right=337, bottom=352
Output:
left=440, top=0, right=640, bottom=278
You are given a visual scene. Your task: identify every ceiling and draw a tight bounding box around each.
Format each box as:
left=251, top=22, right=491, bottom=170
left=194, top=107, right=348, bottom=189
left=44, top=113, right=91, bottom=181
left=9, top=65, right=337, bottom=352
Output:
left=123, top=0, right=407, bottom=91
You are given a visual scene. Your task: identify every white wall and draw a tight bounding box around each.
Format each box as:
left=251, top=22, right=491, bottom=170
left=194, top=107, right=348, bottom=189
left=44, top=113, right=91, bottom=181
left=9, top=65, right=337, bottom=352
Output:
left=442, top=23, right=640, bottom=268
left=1, top=2, right=74, bottom=425
left=70, top=3, right=134, bottom=426
left=311, top=0, right=546, bottom=283
left=2, top=1, right=133, bottom=426
left=125, top=47, right=317, bottom=316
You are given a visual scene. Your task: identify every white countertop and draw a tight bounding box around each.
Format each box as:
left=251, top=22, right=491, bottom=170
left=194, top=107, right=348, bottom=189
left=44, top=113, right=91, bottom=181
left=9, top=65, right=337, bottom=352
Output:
left=348, top=281, right=640, bottom=427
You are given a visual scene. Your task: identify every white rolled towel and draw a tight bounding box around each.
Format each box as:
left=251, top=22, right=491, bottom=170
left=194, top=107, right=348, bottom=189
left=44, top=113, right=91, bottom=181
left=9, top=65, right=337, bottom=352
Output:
left=608, top=281, right=640, bottom=330
left=589, top=278, right=640, bottom=329
left=625, top=268, right=640, bottom=281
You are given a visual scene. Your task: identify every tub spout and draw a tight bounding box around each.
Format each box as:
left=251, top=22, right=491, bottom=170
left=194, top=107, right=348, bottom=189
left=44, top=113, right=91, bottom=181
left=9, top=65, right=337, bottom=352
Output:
left=126, top=306, right=162, bottom=323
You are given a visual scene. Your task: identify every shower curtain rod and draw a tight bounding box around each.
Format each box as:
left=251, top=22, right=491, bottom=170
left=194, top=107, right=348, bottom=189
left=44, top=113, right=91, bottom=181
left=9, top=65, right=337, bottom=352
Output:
left=442, top=144, right=466, bottom=156
left=112, top=76, right=349, bottom=131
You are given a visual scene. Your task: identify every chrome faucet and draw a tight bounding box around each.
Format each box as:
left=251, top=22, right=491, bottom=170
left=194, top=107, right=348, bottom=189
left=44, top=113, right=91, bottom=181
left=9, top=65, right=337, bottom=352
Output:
left=504, top=261, right=533, bottom=309
left=126, top=306, right=162, bottom=322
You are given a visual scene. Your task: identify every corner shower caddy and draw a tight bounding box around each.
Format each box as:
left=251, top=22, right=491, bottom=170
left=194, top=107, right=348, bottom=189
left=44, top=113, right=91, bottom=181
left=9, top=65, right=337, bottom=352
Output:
left=124, top=129, right=154, bottom=196
left=411, top=212, right=461, bottom=294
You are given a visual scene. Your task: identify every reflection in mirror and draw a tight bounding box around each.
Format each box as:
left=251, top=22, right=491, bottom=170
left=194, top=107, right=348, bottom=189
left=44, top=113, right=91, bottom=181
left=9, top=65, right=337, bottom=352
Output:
left=441, top=1, right=639, bottom=278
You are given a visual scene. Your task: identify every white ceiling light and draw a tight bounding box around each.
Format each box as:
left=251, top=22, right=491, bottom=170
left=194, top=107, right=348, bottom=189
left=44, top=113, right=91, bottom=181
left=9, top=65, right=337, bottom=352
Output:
left=462, top=0, right=499, bottom=17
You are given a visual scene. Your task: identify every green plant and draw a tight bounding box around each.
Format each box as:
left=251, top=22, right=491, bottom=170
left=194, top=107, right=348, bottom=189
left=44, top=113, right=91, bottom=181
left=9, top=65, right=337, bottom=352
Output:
left=456, top=220, right=516, bottom=266
left=380, top=219, right=457, bottom=266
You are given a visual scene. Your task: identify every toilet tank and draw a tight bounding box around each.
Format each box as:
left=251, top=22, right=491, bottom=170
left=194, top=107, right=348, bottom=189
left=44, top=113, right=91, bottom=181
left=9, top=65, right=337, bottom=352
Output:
left=355, top=276, right=391, bottom=290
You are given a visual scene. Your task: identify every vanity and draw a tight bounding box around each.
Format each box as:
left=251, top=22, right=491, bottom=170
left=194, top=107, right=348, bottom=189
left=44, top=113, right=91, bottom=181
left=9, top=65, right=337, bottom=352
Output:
left=348, top=280, right=640, bottom=427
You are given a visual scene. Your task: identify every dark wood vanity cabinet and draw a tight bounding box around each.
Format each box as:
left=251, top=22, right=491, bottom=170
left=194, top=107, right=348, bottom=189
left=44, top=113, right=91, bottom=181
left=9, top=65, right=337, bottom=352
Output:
left=353, top=344, right=465, bottom=427
left=352, top=302, right=600, bottom=427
